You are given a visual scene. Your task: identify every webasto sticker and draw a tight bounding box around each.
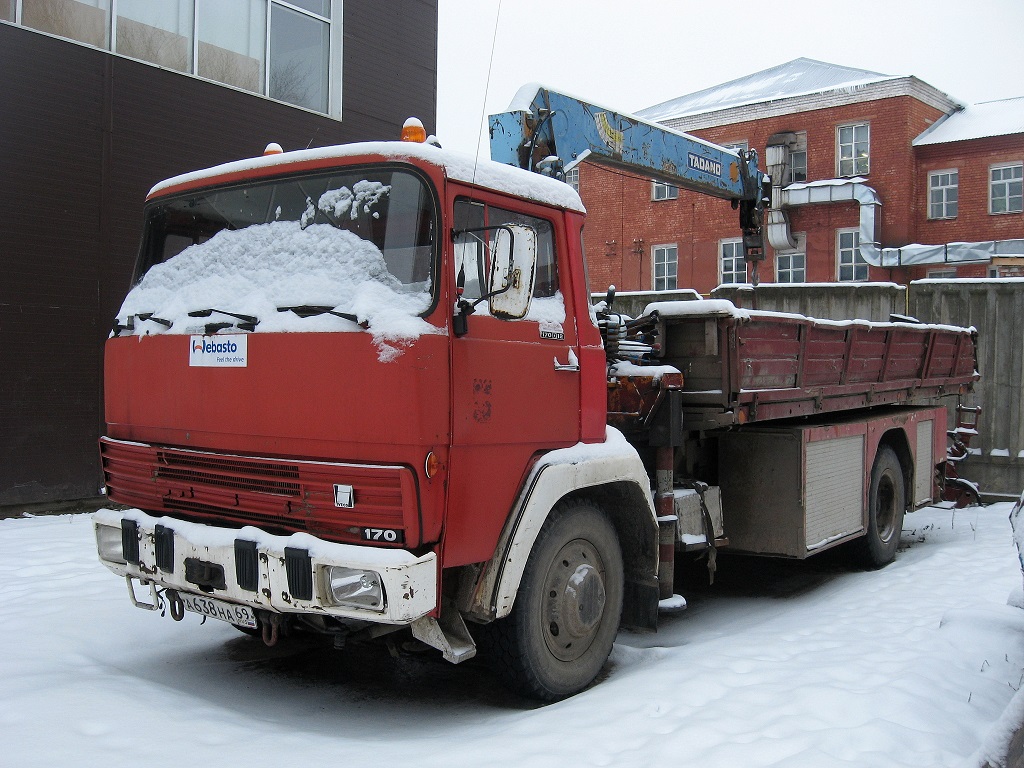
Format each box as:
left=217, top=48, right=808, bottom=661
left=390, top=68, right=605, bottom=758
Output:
left=189, top=334, right=248, bottom=367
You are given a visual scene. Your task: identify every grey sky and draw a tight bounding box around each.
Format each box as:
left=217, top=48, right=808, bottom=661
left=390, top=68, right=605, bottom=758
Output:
left=436, top=0, right=1024, bottom=156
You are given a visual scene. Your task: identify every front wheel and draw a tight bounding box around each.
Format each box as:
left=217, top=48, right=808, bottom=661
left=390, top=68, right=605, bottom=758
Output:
left=487, top=499, right=624, bottom=701
left=853, top=445, right=906, bottom=569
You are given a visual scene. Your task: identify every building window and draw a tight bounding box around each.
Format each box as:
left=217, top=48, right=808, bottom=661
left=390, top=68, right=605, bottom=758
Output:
left=565, top=166, right=579, bottom=193
left=776, top=233, right=806, bottom=283
left=653, top=244, right=678, bottom=291
left=10, top=0, right=341, bottom=116
left=720, top=238, right=746, bottom=284
left=652, top=181, right=678, bottom=201
left=837, top=123, right=869, bottom=177
left=789, top=132, right=808, bottom=183
left=116, top=0, right=193, bottom=73
left=837, top=229, right=869, bottom=281
left=23, top=0, right=110, bottom=48
left=990, top=163, right=1023, bottom=214
left=927, top=268, right=957, bottom=279
left=928, top=170, right=959, bottom=219
left=268, top=0, right=330, bottom=113
left=196, top=0, right=265, bottom=93
left=722, top=141, right=748, bottom=153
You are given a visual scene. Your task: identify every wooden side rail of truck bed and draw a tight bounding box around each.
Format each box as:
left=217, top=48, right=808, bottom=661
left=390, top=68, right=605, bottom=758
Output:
left=647, top=301, right=978, bottom=430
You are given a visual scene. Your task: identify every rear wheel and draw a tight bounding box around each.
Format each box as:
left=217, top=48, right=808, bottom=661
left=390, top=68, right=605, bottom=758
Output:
left=854, top=445, right=906, bottom=569
left=488, top=499, right=623, bottom=701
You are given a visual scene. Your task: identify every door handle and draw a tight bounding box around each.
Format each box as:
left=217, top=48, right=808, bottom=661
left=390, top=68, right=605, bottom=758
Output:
left=553, top=348, right=580, bottom=372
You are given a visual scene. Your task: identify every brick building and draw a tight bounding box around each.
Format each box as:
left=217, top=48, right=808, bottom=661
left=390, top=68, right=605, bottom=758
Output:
left=573, top=59, right=1024, bottom=295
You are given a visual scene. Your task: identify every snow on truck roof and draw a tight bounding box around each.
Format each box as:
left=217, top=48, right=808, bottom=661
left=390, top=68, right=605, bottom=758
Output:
left=148, top=141, right=586, bottom=213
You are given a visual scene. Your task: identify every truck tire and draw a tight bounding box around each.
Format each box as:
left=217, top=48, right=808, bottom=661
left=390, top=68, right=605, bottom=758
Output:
left=487, top=498, right=624, bottom=701
left=854, top=445, right=906, bottom=569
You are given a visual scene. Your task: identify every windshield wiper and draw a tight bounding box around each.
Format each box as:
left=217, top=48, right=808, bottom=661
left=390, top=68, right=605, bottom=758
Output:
left=277, top=305, right=361, bottom=324
left=188, top=308, right=259, bottom=332
left=137, top=312, right=173, bottom=326
left=112, top=313, right=172, bottom=336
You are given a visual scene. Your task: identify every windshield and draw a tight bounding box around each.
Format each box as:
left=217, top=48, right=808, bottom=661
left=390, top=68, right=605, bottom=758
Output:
left=117, top=166, right=437, bottom=343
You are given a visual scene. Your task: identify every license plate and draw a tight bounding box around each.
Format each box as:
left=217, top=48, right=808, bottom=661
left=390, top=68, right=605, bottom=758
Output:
left=181, top=593, right=257, bottom=629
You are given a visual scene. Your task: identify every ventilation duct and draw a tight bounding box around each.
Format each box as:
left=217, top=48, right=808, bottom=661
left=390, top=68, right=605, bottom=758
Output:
left=773, top=177, right=1024, bottom=267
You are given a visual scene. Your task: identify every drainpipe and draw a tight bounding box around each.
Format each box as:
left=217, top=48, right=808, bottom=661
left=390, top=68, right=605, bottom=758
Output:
left=765, top=143, right=798, bottom=252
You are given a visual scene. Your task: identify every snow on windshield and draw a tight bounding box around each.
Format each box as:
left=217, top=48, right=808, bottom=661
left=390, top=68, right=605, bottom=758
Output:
left=115, top=220, right=442, bottom=362
left=309, top=181, right=391, bottom=224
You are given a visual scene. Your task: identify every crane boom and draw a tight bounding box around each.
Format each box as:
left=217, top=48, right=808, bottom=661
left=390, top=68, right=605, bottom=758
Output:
left=488, top=84, right=768, bottom=272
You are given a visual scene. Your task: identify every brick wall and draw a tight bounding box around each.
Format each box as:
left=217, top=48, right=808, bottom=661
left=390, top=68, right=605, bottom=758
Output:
left=915, top=134, right=1024, bottom=244
left=576, top=93, right=1024, bottom=294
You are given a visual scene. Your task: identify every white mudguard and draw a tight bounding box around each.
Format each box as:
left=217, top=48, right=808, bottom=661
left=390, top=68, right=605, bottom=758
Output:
left=468, top=427, right=657, bottom=621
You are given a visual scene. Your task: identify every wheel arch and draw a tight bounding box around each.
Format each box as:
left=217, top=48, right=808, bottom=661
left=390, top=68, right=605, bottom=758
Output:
left=460, top=431, right=659, bottom=631
left=876, top=426, right=913, bottom=509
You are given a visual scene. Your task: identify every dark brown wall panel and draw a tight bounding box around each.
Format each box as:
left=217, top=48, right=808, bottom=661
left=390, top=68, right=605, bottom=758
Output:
left=0, top=5, right=437, bottom=506
left=343, top=0, right=438, bottom=139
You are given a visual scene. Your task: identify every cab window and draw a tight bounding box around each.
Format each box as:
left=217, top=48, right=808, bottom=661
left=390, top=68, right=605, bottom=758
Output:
left=453, top=199, right=558, bottom=303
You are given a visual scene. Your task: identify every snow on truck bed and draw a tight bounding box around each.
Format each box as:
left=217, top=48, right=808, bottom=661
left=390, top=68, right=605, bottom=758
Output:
left=644, top=297, right=975, bottom=334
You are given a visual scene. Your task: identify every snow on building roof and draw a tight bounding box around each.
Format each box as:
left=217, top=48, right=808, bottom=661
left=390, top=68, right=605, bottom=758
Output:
left=637, top=58, right=896, bottom=122
left=913, top=97, right=1024, bottom=146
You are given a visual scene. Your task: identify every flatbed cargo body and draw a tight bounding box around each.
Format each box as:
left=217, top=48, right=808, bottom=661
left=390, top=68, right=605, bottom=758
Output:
left=646, top=300, right=978, bottom=430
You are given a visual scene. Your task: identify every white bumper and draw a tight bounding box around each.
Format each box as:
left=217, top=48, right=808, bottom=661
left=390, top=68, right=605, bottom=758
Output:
left=93, top=508, right=437, bottom=624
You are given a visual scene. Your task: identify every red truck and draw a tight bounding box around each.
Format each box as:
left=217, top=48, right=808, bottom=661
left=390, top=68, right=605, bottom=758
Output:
left=94, top=89, right=978, bottom=700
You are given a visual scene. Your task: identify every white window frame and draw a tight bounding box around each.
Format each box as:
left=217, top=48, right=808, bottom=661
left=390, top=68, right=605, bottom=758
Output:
left=9, top=0, right=344, bottom=118
left=652, top=243, right=678, bottom=291
left=785, top=132, right=808, bottom=184
left=837, top=122, right=870, bottom=177
left=928, top=169, right=959, bottom=219
left=721, top=140, right=748, bottom=152
left=927, top=268, right=957, bottom=279
left=652, top=181, right=678, bottom=201
left=775, top=232, right=806, bottom=283
left=990, top=162, right=1023, bottom=215
left=565, top=166, right=579, bottom=193
left=837, top=228, right=869, bottom=282
left=720, top=238, right=746, bottom=285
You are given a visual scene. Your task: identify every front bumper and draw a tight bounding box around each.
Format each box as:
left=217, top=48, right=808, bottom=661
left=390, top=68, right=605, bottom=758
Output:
left=93, top=508, right=438, bottom=624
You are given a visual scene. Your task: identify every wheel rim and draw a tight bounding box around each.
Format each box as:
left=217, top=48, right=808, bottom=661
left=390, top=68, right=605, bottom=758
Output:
left=541, top=538, right=607, bottom=662
left=876, top=472, right=897, bottom=543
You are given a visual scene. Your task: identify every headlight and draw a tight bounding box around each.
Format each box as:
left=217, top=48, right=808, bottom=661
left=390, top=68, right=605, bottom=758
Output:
left=322, top=565, right=384, bottom=610
left=96, top=523, right=126, bottom=564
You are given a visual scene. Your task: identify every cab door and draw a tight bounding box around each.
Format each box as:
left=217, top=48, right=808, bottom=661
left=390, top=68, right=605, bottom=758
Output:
left=443, top=193, right=581, bottom=565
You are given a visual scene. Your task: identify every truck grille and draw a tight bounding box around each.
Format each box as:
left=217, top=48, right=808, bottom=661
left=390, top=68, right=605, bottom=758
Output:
left=154, top=451, right=302, bottom=496
left=100, top=438, right=418, bottom=546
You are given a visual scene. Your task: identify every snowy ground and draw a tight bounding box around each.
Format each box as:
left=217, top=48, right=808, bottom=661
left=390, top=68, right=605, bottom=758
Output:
left=2, top=503, right=1024, bottom=767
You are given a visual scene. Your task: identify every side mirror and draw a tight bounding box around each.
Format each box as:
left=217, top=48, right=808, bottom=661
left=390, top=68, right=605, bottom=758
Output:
left=488, top=223, right=537, bottom=320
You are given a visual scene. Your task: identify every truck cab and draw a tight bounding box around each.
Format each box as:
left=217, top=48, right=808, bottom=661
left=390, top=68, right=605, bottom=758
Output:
left=96, top=138, right=659, bottom=699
